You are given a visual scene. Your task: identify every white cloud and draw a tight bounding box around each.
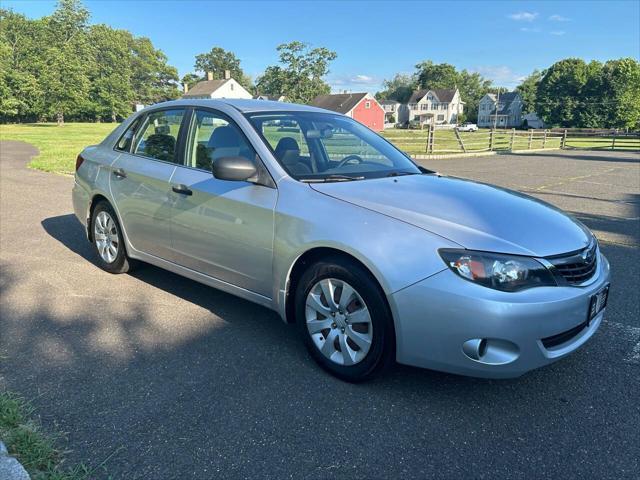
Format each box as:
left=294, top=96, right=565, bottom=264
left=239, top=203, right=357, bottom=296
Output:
left=329, top=73, right=381, bottom=92
left=550, top=30, right=566, bottom=36
left=508, top=12, right=539, bottom=21
left=549, top=14, right=570, bottom=22
left=520, top=27, right=541, bottom=33
left=472, top=66, right=526, bottom=88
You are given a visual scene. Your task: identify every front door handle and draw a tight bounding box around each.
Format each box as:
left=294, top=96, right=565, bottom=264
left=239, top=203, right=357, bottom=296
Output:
left=172, top=184, right=193, bottom=196
left=113, top=168, right=127, bottom=179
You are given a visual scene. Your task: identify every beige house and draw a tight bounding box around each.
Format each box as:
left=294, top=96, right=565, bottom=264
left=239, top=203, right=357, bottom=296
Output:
left=182, top=70, right=252, bottom=100
left=399, top=89, right=464, bottom=126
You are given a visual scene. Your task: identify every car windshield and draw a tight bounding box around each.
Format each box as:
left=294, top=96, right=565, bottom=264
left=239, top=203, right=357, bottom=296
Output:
left=246, top=111, right=421, bottom=182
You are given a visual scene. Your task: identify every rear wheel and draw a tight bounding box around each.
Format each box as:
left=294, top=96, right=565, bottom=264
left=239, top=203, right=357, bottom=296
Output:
left=90, top=201, right=133, bottom=274
left=295, top=257, right=395, bottom=382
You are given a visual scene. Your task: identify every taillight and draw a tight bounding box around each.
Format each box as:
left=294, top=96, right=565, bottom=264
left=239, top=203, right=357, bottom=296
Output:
left=75, top=154, right=85, bottom=171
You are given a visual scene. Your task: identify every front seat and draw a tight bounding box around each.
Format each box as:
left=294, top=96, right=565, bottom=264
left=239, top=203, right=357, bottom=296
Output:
left=274, top=137, right=311, bottom=175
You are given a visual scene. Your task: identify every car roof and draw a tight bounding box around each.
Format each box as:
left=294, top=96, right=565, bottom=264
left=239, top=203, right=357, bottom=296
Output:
left=142, top=98, right=332, bottom=114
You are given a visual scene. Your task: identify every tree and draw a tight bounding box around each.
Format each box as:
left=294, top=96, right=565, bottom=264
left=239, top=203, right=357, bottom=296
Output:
left=602, top=58, right=640, bottom=130
left=129, top=36, right=180, bottom=105
left=516, top=70, right=542, bottom=114
left=415, top=61, right=459, bottom=90
left=455, top=69, right=493, bottom=123
left=376, top=73, right=416, bottom=103
left=194, top=46, right=251, bottom=87
left=86, top=25, right=134, bottom=121
left=41, top=0, right=92, bottom=124
left=536, top=58, right=591, bottom=127
left=256, top=41, right=337, bottom=104
left=181, top=73, right=201, bottom=91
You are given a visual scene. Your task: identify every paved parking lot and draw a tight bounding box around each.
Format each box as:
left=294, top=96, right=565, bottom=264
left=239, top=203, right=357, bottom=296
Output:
left=1, top=142, right=639, bottom=479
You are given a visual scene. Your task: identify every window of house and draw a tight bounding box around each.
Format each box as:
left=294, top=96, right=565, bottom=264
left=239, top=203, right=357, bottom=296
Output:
left=185, top=109, right=257, bottom=172
left=437, top=114, right=445, bottom=121
left=365, top=101, right=371, bottom=109
left=230, top=83, right=234, bottom=91
left=421, top=104, right=428, bottom=110
left=133, top=109, right=185, bottom=163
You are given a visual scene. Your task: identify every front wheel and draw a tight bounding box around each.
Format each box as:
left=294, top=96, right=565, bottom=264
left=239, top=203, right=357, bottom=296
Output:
left=90, top=201, right=133, bottom=274
left=295, top=257, right=395, bottom=382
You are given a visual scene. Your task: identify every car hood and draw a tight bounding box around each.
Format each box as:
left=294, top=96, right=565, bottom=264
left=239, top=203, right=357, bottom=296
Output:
left=310, top=174, right=591, bottom=257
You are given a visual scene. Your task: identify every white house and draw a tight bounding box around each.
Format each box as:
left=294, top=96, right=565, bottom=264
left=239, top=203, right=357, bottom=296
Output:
left=523, top=112, right=544, bottom=129
left=380, top=100, right=401, bottom=125
left=398, top=89, right=465, bottom=126
left=477, top=92, right=523, bottom=128
left=253, top=94, right=288, bottom=102
left=182, top=70, right=252, bottom=100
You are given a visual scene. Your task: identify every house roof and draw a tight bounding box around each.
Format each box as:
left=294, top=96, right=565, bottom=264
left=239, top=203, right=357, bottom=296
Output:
left=311, top=93, right=369, bottom=114
left=488, top=91, right=521, bottom=115
left=183, top=79, right=230, bottom=97
left=408, top=88, right=458, bottom=103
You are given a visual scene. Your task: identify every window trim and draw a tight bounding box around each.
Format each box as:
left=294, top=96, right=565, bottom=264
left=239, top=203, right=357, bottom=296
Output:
left=180, top=107, right=276, bottom=188
left=113, top=107, right=189, bottom=168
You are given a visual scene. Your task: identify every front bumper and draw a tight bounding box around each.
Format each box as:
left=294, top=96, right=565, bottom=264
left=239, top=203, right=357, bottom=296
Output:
left=390, top=253, right=611, bottom=378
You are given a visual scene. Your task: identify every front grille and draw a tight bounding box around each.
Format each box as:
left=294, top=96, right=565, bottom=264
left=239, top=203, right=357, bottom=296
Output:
left=547, top=241, right=598, bottom=285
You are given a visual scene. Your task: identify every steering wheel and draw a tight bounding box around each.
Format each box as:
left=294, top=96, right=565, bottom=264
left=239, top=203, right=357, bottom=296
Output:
left=336, top=154, right=364, bottom=168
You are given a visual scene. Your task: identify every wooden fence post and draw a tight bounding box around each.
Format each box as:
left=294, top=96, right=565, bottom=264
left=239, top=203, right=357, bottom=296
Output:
left=561, top=129, right=567, bottom=149
left=509, top=128, right=516, bottom=151
left=611, top=131, right=617, bottom=150
left=454, top=128, right=467, bottom=153
left=528, top=130, right=533, bottom=149
left=489, top=129, right=495, bottom=151
left=426, top=125, right=431, bottom=153
left=542, top=129, right=548, bottom=149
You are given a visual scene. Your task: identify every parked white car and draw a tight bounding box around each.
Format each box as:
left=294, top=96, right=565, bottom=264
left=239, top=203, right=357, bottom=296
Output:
left=457, top=122, right=478, bottom=132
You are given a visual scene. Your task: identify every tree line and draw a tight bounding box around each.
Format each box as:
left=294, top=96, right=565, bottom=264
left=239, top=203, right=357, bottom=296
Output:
left=2, top=0, right=638, bottom=129
left=376, top=58, right=640, bottom=130
left=1, top=0, right=179, bottom=123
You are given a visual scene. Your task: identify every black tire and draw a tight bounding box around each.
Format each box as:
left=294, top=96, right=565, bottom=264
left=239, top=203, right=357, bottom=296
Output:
left=90, top=201, right=133, bottom=274
left=295, top=256, right=395, bottom=382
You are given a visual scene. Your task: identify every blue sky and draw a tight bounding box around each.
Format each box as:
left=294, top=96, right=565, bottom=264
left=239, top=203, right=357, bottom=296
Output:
left=5, top=0, right=640, bottom=91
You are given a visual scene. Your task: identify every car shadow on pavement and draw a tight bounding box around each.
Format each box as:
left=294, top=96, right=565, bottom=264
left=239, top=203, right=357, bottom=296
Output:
left=510, top=150, right=640, bottom=164
left=2, top=212, right=633, bottom=477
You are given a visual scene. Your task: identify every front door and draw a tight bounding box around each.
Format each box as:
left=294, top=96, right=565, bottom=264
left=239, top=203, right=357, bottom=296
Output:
left=110, top=108, right=186, bottom=259
left=169, top=109, right=277, bottom=298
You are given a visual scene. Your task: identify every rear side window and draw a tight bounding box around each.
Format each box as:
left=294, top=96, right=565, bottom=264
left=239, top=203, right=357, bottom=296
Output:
left=133, top=109, right=185, bottom=163
left=115, top=117, right=142, bottom=152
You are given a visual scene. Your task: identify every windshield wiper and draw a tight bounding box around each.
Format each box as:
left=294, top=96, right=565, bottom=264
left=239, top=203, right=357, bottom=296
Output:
left=300, top=174, right=365, bottom=183
left=386, top=171, right=420, bottom=177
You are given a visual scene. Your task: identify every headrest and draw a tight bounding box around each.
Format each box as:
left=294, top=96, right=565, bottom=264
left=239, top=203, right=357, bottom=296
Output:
left=208, top=126, right=241, bottom=149
left=274, top=137, right=300, bottom=160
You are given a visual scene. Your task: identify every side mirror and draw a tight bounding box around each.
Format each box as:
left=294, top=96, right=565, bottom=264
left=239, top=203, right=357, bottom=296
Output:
left=212, top=156, right=258, bottom=182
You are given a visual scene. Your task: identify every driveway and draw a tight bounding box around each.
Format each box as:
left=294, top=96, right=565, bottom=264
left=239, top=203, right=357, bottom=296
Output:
left=1, top=141, right=639, bottom=479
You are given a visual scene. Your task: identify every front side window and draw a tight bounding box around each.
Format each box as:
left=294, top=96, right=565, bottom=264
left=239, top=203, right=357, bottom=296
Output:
left=247, top=111, right=420, bottom=181
left=186, top=109, right=256, bottom=171
left=133, top=109, right=185, bottom=162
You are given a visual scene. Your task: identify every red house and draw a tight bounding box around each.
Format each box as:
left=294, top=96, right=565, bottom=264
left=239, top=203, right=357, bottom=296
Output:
left=311, top=92, right=385, bottom=131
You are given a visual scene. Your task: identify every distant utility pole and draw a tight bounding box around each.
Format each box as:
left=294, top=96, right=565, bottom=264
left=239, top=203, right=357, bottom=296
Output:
left=493, top=89, right=501, bottom=130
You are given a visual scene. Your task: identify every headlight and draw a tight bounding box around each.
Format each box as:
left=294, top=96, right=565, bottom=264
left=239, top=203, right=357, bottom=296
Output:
left=439, top=249, right=557, bottom=292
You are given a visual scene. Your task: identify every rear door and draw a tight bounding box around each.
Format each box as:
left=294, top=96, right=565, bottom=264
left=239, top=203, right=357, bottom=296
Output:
left=168, top=108, right=277, bottom=297
left=109, top=108, right=186, bottom=259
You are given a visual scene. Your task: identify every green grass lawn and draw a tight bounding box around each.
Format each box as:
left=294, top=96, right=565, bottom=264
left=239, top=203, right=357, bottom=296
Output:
left=1, top=123, right=637, bottom=175
left=0, top=391, right=93, bottom=479
left=0, top=123, right=117, bottom=175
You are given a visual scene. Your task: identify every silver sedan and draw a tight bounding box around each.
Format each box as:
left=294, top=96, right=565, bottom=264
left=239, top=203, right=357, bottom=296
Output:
left=72, top=99, right=610, bottom=382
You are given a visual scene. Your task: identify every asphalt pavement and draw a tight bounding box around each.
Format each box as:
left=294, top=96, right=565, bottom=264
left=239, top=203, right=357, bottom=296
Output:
left=1, top=141, right=638, bottom=479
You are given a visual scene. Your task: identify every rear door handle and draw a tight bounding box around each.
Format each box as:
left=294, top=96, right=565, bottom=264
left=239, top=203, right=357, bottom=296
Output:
left=172, top=184, right=193, bottom=196
left=112, top=168, right=127, bottom=179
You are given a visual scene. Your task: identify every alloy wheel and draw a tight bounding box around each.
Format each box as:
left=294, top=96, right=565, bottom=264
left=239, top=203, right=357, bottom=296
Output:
left=305, top=278, right=373, bottom=366
left=94, top=211, right=119, bottom=264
